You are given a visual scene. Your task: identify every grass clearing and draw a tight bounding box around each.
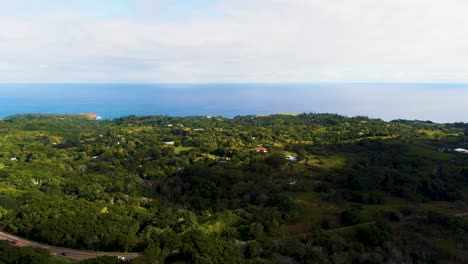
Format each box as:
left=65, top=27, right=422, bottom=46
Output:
left=311, top=155, right=347, bottom=170
left=280, top=192, right=339, bottom=235
left=406, top=144, right=454, bottom=161
left=174, top=146, right=194, bottom=154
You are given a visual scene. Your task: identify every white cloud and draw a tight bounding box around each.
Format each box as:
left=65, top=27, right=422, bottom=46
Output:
left=0, top=0, right=468, bottom=82
left=128, top=0, right=161, bottom=17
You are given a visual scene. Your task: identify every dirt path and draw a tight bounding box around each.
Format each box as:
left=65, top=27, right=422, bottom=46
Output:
left=0, top=231, right=140, bottom=261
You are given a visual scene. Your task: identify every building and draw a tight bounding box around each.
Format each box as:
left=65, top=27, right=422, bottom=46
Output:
left=254, top=147, right=268, bottom=153
left=80, top=113, right=98, bottom=120
left=287, top=178, right=297, bottom=185
left=285, top=155, right=298, bottom=162
left=455, top=148, right=468, bottom=154
left=163, top=141, right=175, bottom=145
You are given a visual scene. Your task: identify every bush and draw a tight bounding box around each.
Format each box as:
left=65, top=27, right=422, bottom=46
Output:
left=341, top=207, right=364, bottom=226
left=181, top=231, right=242, bottom=264
left=78, top=256, right=121, bottom=264
left=355, top=222, right=393, bottom=247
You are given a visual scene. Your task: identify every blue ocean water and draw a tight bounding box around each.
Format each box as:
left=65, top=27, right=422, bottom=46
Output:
left=0, top=83, right=467, bottom=122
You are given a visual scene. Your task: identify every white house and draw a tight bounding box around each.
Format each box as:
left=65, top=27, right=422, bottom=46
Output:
left=455, top=148, right=468, bottom=154
left=285, top=155, right=298, bottom=162
left=163, top=141, right=175, bottom=145
left=10, top=157, right=18, bottom=161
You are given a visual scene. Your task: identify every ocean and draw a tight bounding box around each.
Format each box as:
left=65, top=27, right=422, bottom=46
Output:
left=0, top=83, right=468, bottom=123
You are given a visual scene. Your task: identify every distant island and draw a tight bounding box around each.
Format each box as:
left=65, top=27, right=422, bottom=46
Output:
left=0, top=113, right=467, bottom=263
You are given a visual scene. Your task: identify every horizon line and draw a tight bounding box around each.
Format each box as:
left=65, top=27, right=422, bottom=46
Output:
left=1, top=82, right=468, bottom=86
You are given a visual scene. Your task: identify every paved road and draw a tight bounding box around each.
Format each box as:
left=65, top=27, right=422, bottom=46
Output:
left=0, top=231, right=140, bottom=261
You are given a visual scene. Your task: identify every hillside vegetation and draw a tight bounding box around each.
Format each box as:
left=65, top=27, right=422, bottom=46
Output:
left=0, top=113, right=468, bottom=263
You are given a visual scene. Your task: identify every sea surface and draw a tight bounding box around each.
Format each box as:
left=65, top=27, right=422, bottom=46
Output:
left=0, top=83, right=468, bottom=123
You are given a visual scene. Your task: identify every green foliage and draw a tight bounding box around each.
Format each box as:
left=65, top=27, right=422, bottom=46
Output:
left=181, top=231, right=242, bottom=264
left=355, top=222, right=394, bottom=247
left=248, top=222, right=265, bottom=240
left=245, top=241, right=262, bottom=259
left=340, top=207, right=364, bottom=226
left=0, top=114, right=468, bottom=263
left=78, top=256, right=121, bottom=264
left=132, top=244, right=170, bottom=264
left=0, top=241, right=72, bottom=264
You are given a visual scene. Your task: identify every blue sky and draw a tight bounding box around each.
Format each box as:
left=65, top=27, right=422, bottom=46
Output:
left=1, top=0, right=468, bottom=83
left=0, top=0, right=221, bottom=19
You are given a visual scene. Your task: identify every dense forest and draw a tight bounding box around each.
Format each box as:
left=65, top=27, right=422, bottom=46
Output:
left=0, top=113, right=468, bottom=263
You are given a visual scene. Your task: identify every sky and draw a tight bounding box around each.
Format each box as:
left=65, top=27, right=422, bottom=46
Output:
left=1, top=0, right=468, bottom=83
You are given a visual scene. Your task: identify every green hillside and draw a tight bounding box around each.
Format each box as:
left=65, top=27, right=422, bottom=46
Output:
left=0, top=113, right=468, bottom=263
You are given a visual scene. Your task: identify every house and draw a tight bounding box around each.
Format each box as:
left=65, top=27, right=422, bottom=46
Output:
left=80, top=113, right=98, bottom=120
left=167, top=124, right=173, bottom=127
left=194, top=128, right=205, bottom=131
left=10, top=157, right=18, bottom=161
left=219, top=157, right=231, bottom=163
left=455, top=148, right=468, bottom=154
left=287, top=178, right=297, bottom=185
left=92, top=156, right=99, bottom=159
left=285, top=155, right=298, bottom=162
left=254, top=147, right=268, bottom=153
left=358, top=132, right=365, bottom=137
left=163, top=141, right=175, bottom=145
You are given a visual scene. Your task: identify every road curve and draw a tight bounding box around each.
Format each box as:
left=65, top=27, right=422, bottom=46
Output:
left=0, top=231, right=140, bottom=261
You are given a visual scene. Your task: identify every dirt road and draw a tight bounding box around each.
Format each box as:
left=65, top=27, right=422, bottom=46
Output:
left=0, top=231, right=140, bottom=261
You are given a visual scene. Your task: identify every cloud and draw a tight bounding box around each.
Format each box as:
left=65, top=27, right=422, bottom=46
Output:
left=1, top=0, right=468, bottom=82
left=128, top=0, right=160, bottom=17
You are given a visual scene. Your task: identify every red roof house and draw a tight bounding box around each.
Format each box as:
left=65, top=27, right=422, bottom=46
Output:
left=254, top=147, right=268, bottom=153
left=80, top=113, right=97, bottom=120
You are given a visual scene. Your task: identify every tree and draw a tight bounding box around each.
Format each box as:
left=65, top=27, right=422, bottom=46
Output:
left=248, top=222, right=265, bottom=240
left=181, top=231, right=242, bottom=264
left=355, top=222, right=393, bottom=247
left=78, top=256, right=121, bottom=264
left=340, top=207, right=364, bottom=226
left=132, top=244, right=169, bottom=264
left=265, top=153, right=286, bottom=169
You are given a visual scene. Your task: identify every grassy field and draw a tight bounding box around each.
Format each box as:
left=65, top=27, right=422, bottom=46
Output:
left=406, top=143, right=455, bottom=161
left=174, top=146, right=194, bottom=154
